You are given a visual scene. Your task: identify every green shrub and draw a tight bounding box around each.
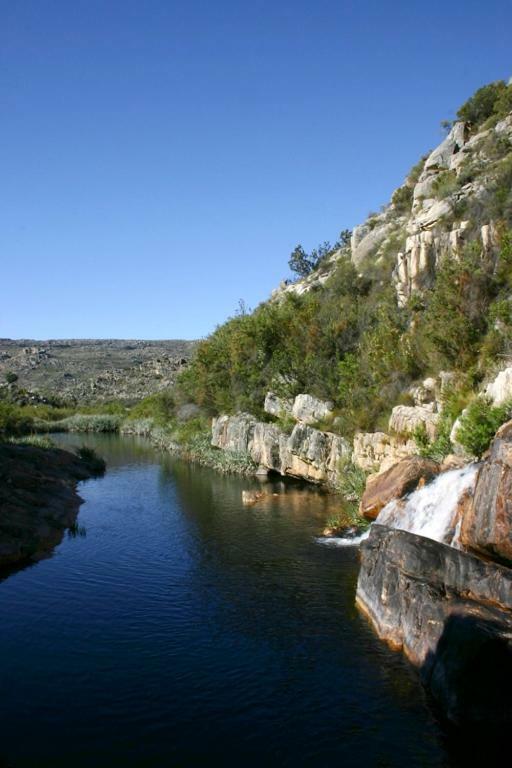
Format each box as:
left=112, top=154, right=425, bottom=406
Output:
left=4, top=371, right=18, bottom=384
left=456, top=397, right=512, bottom=458
left=76, top=445, right=106, bottom=475
left=336, top=457, right=367, bottom=501
left=0, top=402, right=33, bottom=435
left=457, top=81, right=512, bottom=129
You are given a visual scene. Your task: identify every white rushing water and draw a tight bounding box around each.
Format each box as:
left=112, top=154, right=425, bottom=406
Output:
left=375, top=463, right=479, bottom=547
left=317, top=463, right=479, bottom=548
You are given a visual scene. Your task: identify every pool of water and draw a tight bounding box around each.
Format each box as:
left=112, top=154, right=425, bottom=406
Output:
left=0, top=434, right=459, bottom=766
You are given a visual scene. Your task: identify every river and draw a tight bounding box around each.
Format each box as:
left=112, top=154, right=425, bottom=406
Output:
left=0, top=434, right=463, bottom=766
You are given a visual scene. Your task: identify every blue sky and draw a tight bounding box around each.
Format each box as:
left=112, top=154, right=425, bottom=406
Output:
left=2, top=0, right=511, bottom=340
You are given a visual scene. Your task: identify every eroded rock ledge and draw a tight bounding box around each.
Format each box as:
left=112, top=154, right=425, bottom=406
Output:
left=0, top=443, right=99, bottom=569
left=211, top=413, right=350, bottom=486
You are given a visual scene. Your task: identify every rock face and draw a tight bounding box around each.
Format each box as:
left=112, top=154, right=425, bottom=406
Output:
left=356, top=525, right=512, bottom=725
left=388, top=404, right=439, bottom=441
left=461, top=421, right=512, bottom=564
left=291, top=394, right=334, bottom=425
left=352, top=431, right=417, bottom=474
left=359, top=456, right=439, bottom=519
left=211, top=413, right=350, bottom=486
left=263, top=392, right=294, bottom=419
left=484, top=366, right=512, bottom=406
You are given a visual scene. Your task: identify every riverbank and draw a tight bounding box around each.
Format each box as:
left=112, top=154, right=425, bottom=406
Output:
left=0, top=441, right=104, bottom=569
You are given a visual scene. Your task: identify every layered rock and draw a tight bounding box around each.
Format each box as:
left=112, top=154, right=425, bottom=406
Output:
left=388, top=404, right=439, bottom=441
left=211, top=413, right=350, bottom=486
left=356, top=525, right=512, bottom=725
left=291, top=393, right=334, bottom=425
left=352, top=431, right=417, bottom=474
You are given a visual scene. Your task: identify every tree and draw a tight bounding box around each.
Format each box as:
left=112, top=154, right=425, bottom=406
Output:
left=288, top=245, right=315, bottom=277
left=4, top=371, right=18, bottom=384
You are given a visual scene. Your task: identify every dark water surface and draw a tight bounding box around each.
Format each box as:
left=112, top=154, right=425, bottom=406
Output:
left=1, top=434, right=457, bottom=767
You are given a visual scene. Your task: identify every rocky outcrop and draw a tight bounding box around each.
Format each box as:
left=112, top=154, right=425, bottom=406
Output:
left=388, top=404, right=439, bottom=441
left=0, top=443, right=102, bottom=569
left=461, top=420, right=512, bottom=565
left=291, top=394, right=333, bottom=425
left=356, top=525, right=512, bottom=725
left=263, top=392, right=293, bottom=419
left=484, top=366, right=512, bottom=406
left=359, top=456, right=439, bottom=520
left=211, top=413, right=350, bottom=486
left=352, top=431, right=417, bottom=474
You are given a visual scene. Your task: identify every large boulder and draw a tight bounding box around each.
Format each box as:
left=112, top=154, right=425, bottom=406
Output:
left=460, top=420, right=512, bottom=565
left=484, top=366, right=512, bottom=406
left=291, top=394, right=334, bottom=425
left=359, top=456, right=440, bottom=519
left=263, top=392, right=293, bottom=419
left=388, top=404, right=439, bottom=441
left=356, top=525, right=512, bottom=725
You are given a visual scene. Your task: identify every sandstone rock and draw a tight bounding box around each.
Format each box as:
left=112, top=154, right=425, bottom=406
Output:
left=356, top=525, right=512, bottom=725
left=388, top=404, right=439, bottom=441
left=461, top=420, right=512, bottom=564
left=211, top=414, right=350, bottom=486
left=424, top=122, right=467, bottom=172
left=351, top=221, right=394, bottom=267
left=484, top=366, right=512, bottom=406
left=291, top=393, right=334, bottom=425
left=359, top=456, right=439, bottom=519
left=263, top=392, right=293, bottom=419
left=352, top=431, right=417, bottom=474
left=441, top=454, right=468, bottom=471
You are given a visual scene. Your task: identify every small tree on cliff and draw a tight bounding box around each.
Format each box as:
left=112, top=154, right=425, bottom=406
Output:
left=288, top=245, right=316, bottom=278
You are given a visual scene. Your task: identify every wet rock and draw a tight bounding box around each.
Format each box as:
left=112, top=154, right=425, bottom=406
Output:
left=359, top=456, right=439, bottom=519
left=461, top=420, right=512, bottom=564
left=356, top=525, right=512, bottom=725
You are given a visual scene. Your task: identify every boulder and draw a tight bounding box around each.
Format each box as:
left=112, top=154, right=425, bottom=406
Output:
left=460, top=420, right=512, bottom=564
left=356, top=525, right=512, bottom=725
left=484, top=366, right=512, bottom=406
left=263, top=392, right=293, bottom=419
left=389, top=404, right=439, bottom=441
left=291, top=393, right=334, bottom=425
left=359, top=456, right=440, bottom=519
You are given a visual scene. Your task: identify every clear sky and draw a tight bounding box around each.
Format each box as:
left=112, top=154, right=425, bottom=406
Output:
left=2, top=0, right=511, bottom=340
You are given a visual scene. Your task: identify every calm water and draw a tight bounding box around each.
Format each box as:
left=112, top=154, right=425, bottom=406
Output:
left=0, top=434, right=458, bottom=767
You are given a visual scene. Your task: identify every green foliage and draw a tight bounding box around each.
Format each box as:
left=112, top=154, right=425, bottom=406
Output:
left=456, top=397, right=512, bottom=458
left=391, top=184, right=413, bottom=214
left=0, top=402, right=33, bottom=435
left=76, top=445, right=106, bottom=475
left=456, top=80, right=512, bottom=129
left=415, top=242, right=495, bottom=369
left=432, top=170, right=458, bottom=199
left=10, top=434, right=55, bottom=449
left=4, top=371, right=18, bottom=384
left=336, top=458, right=367, bottom=501
left=127, top=391, right=175, bottom=425
left=44, top=414, right=122, bottom=433
left=288, top=241, right=335, bottom=277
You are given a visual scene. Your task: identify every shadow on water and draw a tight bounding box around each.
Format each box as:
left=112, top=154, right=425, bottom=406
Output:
left=419, top=612, right=512, bottom=764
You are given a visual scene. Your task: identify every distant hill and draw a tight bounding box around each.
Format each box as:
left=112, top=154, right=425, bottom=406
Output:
left=0, top=338, right=197, bottom=404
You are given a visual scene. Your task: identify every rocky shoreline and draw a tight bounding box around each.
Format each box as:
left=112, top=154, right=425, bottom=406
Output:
left=0, top=443, right=103, bottom=570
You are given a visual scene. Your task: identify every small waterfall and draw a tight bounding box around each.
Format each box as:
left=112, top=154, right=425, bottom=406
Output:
left=317, top=463, right=479, bottom=548
left=375, top=463, right=479, bottom=547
